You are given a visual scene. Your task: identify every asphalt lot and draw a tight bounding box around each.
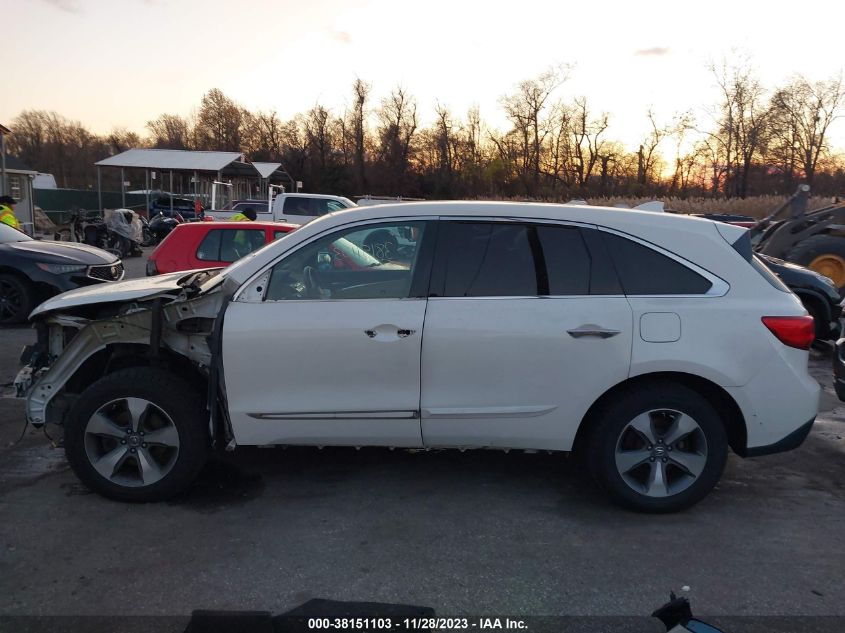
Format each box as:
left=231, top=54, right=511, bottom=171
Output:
left=1, top=250, right=844, bottom=625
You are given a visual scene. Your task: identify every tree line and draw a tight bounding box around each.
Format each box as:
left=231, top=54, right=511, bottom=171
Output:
left=7, top=61, right=845, bottom=201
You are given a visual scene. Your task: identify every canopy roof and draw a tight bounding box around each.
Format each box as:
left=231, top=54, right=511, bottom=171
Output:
left=3, top=155, right=37, bottom=174
left=252, top=161, right=283, bottom=179
left=96, top=149, right=245, bottom=171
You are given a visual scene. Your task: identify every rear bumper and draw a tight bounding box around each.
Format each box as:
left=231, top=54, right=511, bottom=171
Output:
left=833, top=338, right=845, bottom=401
left=742, top=417, right=815, bottom=457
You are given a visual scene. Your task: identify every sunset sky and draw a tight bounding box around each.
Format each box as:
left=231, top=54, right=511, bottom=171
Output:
left=4, top=0, right=845, bottom=151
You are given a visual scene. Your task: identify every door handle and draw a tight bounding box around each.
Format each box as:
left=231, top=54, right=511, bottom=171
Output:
left=567, top=325, right=621, bottom=339
left=364, top=327, right=416, bottom=339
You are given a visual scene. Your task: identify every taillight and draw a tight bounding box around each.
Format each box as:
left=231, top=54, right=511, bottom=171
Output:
left=761, top=316, right=815, bottom=350
left=145, top=259, right=158, bottom=276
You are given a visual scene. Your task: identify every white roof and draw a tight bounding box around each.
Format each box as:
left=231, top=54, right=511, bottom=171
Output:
left=96, top=149, right=244, bottom=171
left=223, top=200, right=730, bottom=287
left=252, top=162, right=282, bottom=179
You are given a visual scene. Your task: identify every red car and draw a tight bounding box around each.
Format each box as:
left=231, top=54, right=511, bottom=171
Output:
left=146, top=221, right=297, bottom=275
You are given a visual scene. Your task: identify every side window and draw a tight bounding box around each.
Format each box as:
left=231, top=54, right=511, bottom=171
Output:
left=312, top=199, right=346, bottom=216
left=535, top=226, right=590, bottom=295
left=282, top=197, right=313, bottom=216
left=601, top=232, right=713, bottom=295
left=265, top=221, right=428, bottom=301
left=436, top=222, right=538, bottom=297
left=273, top=230, right=293, bottom=240
left=219, top=229, right=266, bottom=262
left=196, top=230, right=223, bottom=261
left=197, top=229, right=265, bottom=262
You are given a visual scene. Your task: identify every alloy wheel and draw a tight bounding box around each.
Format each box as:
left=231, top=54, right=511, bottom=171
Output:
left=83, top=397, right=180, bottom=487
left=614, top=408, right=708, bottom=498
left=0, top=279, right=23, bottom=321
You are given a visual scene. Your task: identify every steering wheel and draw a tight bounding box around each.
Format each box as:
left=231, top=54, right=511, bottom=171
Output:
left=302, top=266, right=321, bottom=299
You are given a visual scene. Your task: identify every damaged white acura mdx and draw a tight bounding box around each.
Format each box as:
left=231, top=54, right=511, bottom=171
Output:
left=16, top=202, right=820, bottom=512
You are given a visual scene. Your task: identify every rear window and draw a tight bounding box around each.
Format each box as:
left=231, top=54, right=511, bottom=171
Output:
left=282, top=197, right=348, bottom=216
left=601, top=232, right=713, bottom=295
left=196, top=229, right=266, bottom=263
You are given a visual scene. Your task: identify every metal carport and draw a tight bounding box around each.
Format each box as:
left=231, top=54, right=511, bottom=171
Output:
left=94, top=149, right=295, bottom=213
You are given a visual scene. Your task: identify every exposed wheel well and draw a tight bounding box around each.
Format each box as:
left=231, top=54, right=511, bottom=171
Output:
left=65, top=343, right=208, bottom=396
left=573, top=372, right=747, bottom=456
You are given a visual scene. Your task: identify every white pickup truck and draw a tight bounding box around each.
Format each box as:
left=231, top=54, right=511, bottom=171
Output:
left=205, top=193, right=355, bottom=224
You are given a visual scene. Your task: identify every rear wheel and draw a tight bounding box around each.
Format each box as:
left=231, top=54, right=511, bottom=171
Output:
left=786, top=235, right=845, bottom=294
left=64, top=367, right=209, bottom=502
left=0, top=273, right=35, bottom=325
left=584, top=382, right=728, bottom=513
left=141, top=226, right=155, bottom=247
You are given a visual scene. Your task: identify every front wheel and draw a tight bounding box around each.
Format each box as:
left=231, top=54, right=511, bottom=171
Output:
left=0, top=273, right=35, bottom=325
left=584, top=382, right=728, bottom=512
left=64, top=367, right=209, bottom=502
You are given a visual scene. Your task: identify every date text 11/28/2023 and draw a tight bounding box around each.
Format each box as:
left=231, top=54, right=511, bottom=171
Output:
left=307, top=617, right=528, bottom=630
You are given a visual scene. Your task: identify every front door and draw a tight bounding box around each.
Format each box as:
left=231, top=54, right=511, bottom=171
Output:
left=223, top=220, right=434, bottom=447
left=420, top=220, right=633, bottom=450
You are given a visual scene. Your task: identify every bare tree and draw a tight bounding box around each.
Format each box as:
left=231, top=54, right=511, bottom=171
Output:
left=375, top=87, right=418, bottom=193
left=707, top=58, right=769, bottom=197
left=569, top=97, right=609, bottom=191
left=195, top=88, right=243, bottom=151
left=769, top=74, right=845, bottom=187
left=147, top=114, right=191, bottom=149
left=350, top=78, right=370, bottom=191
left=499, top=66, right=568, bottom=195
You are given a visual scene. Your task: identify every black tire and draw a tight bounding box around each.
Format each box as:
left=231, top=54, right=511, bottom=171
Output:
left=64, top=367, right=209, bottom=502
left=363, top=230, right=399, bottom=261
left=786, top=234, right=845, bottom=296
left=0, top=273, right=35, bottom=325
left=798, top=295, right=828, bottom=343
left=584, top=381, right=728, bottom=513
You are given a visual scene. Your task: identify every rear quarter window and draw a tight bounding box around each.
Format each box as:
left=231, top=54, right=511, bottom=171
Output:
left=282, top=197, right=313, bottom=216
left=601, top=232, right=713, bottom=295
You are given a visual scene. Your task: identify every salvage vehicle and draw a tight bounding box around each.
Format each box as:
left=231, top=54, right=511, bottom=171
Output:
left=16, top=202, right=820, bottom=512
left=146, top=221, right=297, bottom=275
left=0, top=223, right=123, bottom=325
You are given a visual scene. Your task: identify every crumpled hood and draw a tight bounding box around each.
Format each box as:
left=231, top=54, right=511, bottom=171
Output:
left=29, top=269, right=214, bottom=319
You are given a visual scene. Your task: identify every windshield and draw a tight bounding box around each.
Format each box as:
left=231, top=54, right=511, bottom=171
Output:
left=0, top=223, right=32, bottom=243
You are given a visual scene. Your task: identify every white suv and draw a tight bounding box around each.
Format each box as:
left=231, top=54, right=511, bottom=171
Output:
left=18, top=202, right=819, bottom=511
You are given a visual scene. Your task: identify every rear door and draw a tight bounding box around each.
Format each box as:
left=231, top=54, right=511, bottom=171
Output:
left=419, top=220, right=633, bottom=450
